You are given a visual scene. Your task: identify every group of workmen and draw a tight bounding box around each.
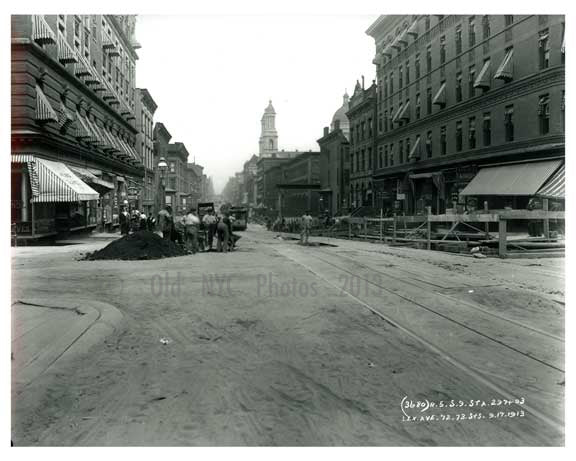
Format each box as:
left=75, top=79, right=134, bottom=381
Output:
left=119, top=205, right=238, bottom=253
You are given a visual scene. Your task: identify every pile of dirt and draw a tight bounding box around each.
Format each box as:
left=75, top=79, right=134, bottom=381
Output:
left=84, top=231, right=188, bottom=260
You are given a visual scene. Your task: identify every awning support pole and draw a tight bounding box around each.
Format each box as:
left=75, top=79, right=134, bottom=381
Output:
left=392, top=214, right=397, bottom=244
left=426, top=206, right=432, bottom=250
left=31, top=202, right=36, bottom=238
left=543, top=198, right=550, bottom=240
left=379, top=208, right=383, bottom=243
left=498, top=217, right=507, bottom=258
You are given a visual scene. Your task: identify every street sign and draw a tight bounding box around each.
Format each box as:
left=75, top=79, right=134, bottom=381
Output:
left=397, top=193, right=406, bottom=200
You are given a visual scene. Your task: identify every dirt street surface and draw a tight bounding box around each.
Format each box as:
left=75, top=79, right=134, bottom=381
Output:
left=11, top=225, right=564, bottom=446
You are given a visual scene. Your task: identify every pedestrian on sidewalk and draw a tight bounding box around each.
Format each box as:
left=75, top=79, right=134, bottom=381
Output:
left=202, top=209, right=217, bottom=251
left=139, top=212, right=147, bottom=232
left=119, top=207, right=130, bottom=235
left=301, top=210, right=313, bottom=245
left=157, top=205, right=173, bottom=240
left=184, top=209, right=200, bottom=253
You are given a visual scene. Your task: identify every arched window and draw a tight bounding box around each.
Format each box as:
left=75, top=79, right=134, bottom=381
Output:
left=269, top=139, right=274, bottom=150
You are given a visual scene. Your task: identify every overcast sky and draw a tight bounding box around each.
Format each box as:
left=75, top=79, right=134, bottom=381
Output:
left=135, top=15, right=378, bottom=193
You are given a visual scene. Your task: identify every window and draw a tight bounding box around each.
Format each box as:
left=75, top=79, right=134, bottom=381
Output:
left=390, top=72, right=394, bottom=94
left=368, top=147, right=372, bottom=169
left=426, top=45, right=432, bottom=72
left=482, top=15, right=490, bottom=39
left=378, top=112, right=383, bottom=133
left=416, top=93, right=421, bottom=119
left=389, top=144, right=394, bottom=166
left=368, top=118, right=373, bottom=137
left=399, top=140, right=404, bottom=164
left=399, top=66, right=403, bottom=89
left=456, top=72, right=463, bottom=102
left=356, top=151, right=360, bottom=171
left=505, top=105, right=514, bottom=142
left=383, top=111, right=388, bottom=132
left=426, top=131, right=433, bottom=158
left=425, top=16, right=431, bottom=30
left=505, top=15, right=513, bottom=41
left=169, top=162, right=175, bottom=173
left=350, top=153, right=354, bottom=173
left=74, top=15, right=81, bottom=38
left=468, top=16, right=476, bottom=47
left=378, top=146, right=383, bottom=168
left=426, top=87, right=432, bottom=114
left=384, top=76, right=388, bottom=98
left=456, top=121, right=463, bottom=151
left=405, top=61, right=410, bottom=85
left=440, top=126, right=447, bottom=155
left=538, top=94, right=550, bottom=135
left=468, top=117, right=476, bottom=149
left=539, top=29, right=550, bottom=69
left=455, top=24, right=462, bottom=54
left=415, top=54, right=421, bottom=79
left=384, top=145, right=388, bottom=167
left=389, top=107, right=393, bottom=131
left=468, top=65, right=476, bottom=98
left=406, top=138, right=411, bottom=162
left=361, top=150, right=365, bottom=170
left=440, top=35, right=446, bottom=64
left=58, top=14, right=66, bottom=35
left=483, top=112, right=491, bottom=146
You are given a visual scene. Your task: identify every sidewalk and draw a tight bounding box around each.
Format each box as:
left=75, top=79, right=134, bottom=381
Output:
left=12, top=297, right=124, bottom=391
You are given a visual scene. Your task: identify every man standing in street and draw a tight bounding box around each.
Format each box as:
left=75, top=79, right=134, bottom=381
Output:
left=119, top=206, right=129, bottom=235
left=157, top=205, right=173, bottom=240
left=301, top=210, right=313, bottom=245
left=216, top=214, right=230, bottom=253
left=184, top=209, right=200, bottom=253
left=202, top=209, right=217, bottom=251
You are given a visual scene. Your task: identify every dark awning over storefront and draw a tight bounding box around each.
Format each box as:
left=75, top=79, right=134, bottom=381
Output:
left=69, top=166, right=115, bottom=190
left=536, top=164, right=565, bottom=199
left=460, top=160, right=562, bottom=196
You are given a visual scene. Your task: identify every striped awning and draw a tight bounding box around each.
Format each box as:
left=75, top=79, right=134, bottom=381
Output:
left=460, top=160, right=562, bottom=196
left=474, top=59, right=491, bottom=89
left=58, top=101, right=74, bottom=131
left=75, top=113, right=99, bottom=144
left=69, top=165, right=115, bottom=190
left=408, top=136, right=421, bottom=161
left=433, top=82, right=446, bottom=106
left=57, top=34, right=78, bottom=64
left=536, top=164, right=564, bottom=199
left=32, top=15, right=56, bottom=46
left=494, top=48, right=514, bottom=81
left=35, top=85, right=58, bottom=123
left=11, top=155, right=99, bottom=202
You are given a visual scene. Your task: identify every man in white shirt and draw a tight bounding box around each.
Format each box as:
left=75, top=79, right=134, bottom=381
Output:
left=184, top=209, right=200, bottom=253
left=202, top=210, right=218, bottom=250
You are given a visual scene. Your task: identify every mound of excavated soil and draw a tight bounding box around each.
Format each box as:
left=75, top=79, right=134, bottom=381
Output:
left=84, top=231, right=187, bottom=260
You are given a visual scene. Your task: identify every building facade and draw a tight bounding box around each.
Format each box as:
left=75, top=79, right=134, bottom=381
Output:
left=317, top=92, right=351, bottom=216
left=367, top=14, right=565, bottom=215
left=347, top=78, right=378, bottom=209
left=134, top=88, right=157, bottom=216
left=152, top=122, right=172, bottom=212
left=166, top=142, right=191, bottom=214
left=11, top=14, right=143, bottom=238
left=277, top=151, right=321, bottom=217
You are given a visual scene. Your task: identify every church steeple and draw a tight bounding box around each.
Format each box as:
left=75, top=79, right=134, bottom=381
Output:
left=259, top=100, right=278, bottom=157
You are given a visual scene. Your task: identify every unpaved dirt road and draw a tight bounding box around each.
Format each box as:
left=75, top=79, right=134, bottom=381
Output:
left=11, top=226, right=564, bottom=446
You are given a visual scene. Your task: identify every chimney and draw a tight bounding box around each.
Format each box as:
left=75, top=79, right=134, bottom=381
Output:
left=362, top=75, right=365, bottom=89
left=324, top=127, right=329, bottom=136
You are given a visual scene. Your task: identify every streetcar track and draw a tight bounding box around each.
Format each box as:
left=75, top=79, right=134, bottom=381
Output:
left=276, top=246, right=564, bottom=433
left=317, top=248, right=564, bottom=343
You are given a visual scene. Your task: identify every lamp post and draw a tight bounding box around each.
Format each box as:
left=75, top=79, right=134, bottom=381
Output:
left=157, top=156, right=168, bottom=212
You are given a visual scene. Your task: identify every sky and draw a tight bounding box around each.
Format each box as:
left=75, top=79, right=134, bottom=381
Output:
left=135, top=14, right=379, bottom=194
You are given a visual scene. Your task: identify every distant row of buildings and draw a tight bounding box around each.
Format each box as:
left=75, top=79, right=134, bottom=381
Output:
left=11, top=15, right=213, bottom=240
left=224, top=14, right=565, bottom=218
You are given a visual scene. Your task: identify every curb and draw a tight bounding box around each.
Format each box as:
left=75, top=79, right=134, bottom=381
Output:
left=13, top=298, right=124, bottom=389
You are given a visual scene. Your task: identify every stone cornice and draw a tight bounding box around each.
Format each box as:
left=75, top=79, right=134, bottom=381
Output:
left=13, top=39, right=137, bottom=134
left=377, top=66, right=565, bottom=142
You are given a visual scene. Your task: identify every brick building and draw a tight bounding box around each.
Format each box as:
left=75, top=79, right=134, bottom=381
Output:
left=277, top=151, right=321, bottom=217
left=152, top=122, right=172, bottom=212
left=166, top=142, right=191, bottom=214
left=366, top=15, right=565, bottom=215
left=347, top=78, right=378, bottom=210
left=11, top=14, right=143, bottom=238
left=317, top=92, right=351, bottom=216
left=256, top=151, right=302, bottom=210
left=134, top=88, right=157, bottom=216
